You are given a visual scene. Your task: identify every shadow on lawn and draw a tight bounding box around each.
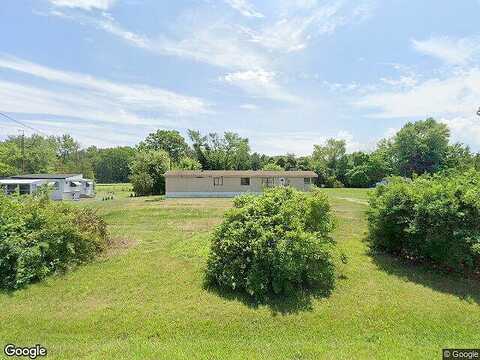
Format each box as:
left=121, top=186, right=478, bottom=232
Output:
left=204, top=283, right=332, bottom=315
left=372, top=251, right=480, bottom=304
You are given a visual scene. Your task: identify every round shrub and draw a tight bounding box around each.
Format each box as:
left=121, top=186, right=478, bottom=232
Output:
left=367, top=170, right=480, bottom=273
left=0, top=193, right=109, bottom=290
left=205, top=187, right=336, bottom=300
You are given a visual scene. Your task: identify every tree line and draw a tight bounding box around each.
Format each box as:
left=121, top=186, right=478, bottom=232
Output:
left=1, top=118, right=479, bottom=194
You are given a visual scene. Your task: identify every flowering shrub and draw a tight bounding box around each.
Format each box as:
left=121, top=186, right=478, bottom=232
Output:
left=205, top=187, right=336, bottom=300
left=367, top=170, right=480, bottom=273
left=0, top=193, right=108, bottom=290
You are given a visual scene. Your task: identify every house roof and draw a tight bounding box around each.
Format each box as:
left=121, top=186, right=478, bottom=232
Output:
left=10, top=174, right=82, bottom=180
left=165, top=170, right=318, bottom=178
left=0, top=179, right=48, bottom=185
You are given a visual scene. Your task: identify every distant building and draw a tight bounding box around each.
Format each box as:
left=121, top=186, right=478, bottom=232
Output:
left=165, top=170, right=318, bottom=198
left=0, top=174, right=95, bottom=200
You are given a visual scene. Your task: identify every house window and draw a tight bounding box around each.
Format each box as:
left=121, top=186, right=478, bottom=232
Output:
left=262, top=177, right=274, bottom=187
left=241, top=177, right=250, bottom=186
left=213, top=177, right=223, bottom=186
left=304, top=177, right=311, bottom=184
left=19, top=184, right=30, bottom=195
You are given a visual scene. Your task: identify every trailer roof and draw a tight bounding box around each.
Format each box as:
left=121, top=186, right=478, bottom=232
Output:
left=10, top=174, right=81, bottom=179
left=165, top=170, right=318, bottom=178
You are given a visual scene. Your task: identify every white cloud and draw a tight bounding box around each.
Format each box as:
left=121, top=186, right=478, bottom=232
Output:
left=224, top=0, right=264, bottom=18
left=78, top=14, right=270, bottom=70
left=156, top=26, right=270, bottom=70
left=47, top=0, right=375, bottom=69
left=224, top=69, right=276, bottom=85
left=0, top=55, right=210, bottom=146
left=380, top=75, right=417, bottom=88
left=244, top=0, right=376, bottom=52
left=355, top=68, right=480, bottom=119
left=240, top=103, right=259, bottom=110
left=440, top=116, right=480, bottom=149
left=412, top=36, right=480, bottom=65
left=48, top=0, right=115, bottom=11
left=0, top=80, right=157, bottom=126
left=355, top=66, right=480, bottom=148
left=0, top=56, right=209, bottom=116
left=222, top=70, right=304, bottom=104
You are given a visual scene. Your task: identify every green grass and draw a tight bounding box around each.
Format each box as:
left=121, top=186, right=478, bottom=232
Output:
left=95, top=183, right=134, bottom=199
left=1, top=189, right=479, bottom=359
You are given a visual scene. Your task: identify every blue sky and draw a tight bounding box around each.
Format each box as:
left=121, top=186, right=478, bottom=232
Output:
left=0, top=0, right=479, bottom=154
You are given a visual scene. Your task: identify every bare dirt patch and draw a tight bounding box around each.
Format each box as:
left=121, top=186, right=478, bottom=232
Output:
left=104, top=236, right=138, bottom=258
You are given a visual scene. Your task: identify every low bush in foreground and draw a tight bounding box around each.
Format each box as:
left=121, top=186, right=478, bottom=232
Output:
left=367, top=170, right=480, bottom=273
left=0, top=193, right=109, bottom=290
left=205, top=187, right=336, bottom=301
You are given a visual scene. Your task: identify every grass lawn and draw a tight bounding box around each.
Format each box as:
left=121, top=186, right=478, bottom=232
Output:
left=1, top=187, right=479, bottom=359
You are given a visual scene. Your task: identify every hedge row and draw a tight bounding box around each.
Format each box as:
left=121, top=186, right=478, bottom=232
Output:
left=0, top=193, right=109, bottom=290
left=367, top=170, right=480, bottom=273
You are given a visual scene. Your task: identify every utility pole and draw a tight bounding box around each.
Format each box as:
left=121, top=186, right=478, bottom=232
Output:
left=19, top=130, right=25, bottom=174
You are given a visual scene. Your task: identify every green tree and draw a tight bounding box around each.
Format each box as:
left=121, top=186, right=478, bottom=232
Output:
left=311, top=139, right=347, bottom=186
left=392, top=118, right=450, bottom=177
left=188, top=130, right=251, bottom=170
left=56, top=134, right=80, bottom=167
left=174, top=157, right=202, bottom=170
left=139, top=130, right=190, bottom=163
left=442, top=143, right=474, bottom=171
left=262, top=163, right=284, bottom=171
left=95, top=147, right=136, bottom=183
left=344, top=151, right=390, bottom=188
left=0, top=134, right=58, bottom=174
left=250, top=152, right=269, bottom=170
left=130, top=150, right=170, bottom=195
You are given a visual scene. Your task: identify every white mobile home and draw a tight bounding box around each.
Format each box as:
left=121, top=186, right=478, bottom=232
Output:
left=165, top=170, right=318, bottom=198
left=1, top=174, right=95, bottom=200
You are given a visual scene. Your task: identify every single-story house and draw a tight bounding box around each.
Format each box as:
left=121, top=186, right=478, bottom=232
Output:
left=165, top=170, right=318, bottom=198
left=0, top=174, right=95, bottom=200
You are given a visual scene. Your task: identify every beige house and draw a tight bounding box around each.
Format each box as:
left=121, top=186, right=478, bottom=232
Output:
left=165, top=170, right=318, bottom=198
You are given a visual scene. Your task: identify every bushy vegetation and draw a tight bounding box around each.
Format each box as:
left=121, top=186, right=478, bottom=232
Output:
left=129, top=149, right=170, bottom=196
left=0, top=193, right=109, bottom=290
left=205, top=187, right=336, bottom=300
left=367, top=170, right=480, bottom=273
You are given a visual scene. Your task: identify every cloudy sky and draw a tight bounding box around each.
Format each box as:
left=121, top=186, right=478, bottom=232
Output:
left=0, top=0, right=479, bottom=154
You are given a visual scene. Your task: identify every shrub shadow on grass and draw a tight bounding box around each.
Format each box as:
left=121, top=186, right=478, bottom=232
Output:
left=204, top=282, right=332, bottom=315
left=144, top=196, right=165, bottom=202
left=371, top=250, right=480, bottom=304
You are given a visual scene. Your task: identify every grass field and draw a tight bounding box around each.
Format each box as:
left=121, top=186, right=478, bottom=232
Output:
left=1, top=186, right=479, bottom=359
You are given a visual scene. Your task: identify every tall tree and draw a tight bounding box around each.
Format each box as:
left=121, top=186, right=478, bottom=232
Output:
left=139, top=130, right=190, bottom=163
left=393, top=118, right=450, bottom=177
left=0, top=134, right=58, bottom=174
left=188, top=130, right=251, bottom=170
left=311, top=139, right=347, bottom=185
left=130, top=149, right=170, bottom=195
left=95, top=147, right=136, bottom=183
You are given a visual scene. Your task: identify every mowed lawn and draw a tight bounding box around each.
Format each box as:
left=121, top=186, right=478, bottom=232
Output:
left=1, top=186, right=480, bottom=359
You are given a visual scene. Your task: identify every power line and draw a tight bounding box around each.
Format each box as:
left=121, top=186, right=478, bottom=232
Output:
left=0, top=112, right=50, bottom=137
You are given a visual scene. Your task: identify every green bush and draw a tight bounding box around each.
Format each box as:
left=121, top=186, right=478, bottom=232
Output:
left=367, top=170, right=480, bottom=272
left=205, top=187, right=336, bottom=300
left=0, top=193, right=109, bottom=290
left=129, top=149, right=170, bottom=196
